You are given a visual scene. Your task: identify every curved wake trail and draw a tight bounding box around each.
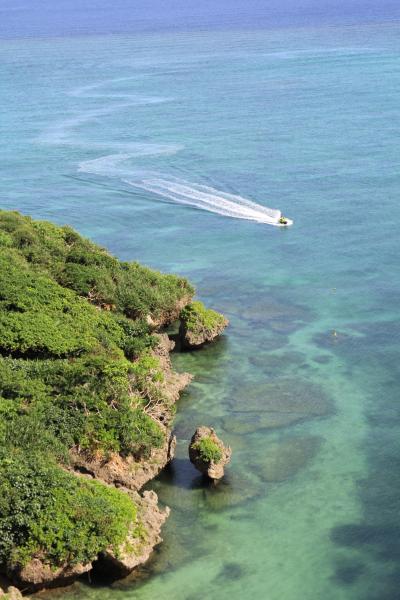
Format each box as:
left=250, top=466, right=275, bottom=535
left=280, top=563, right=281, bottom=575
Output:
left=128, top=178, right=282, bottom=225
left=78, top=155, right=284, bottom=225
left=45, top=77, right=289, bottom=227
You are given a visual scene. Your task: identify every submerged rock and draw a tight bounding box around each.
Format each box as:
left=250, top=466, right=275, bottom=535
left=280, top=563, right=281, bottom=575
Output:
left=179, top=302, right=228, bottom=349
left=201, top=469, right=263, bottom=511
left=225, top=379, right=333, bottom=433
left=249, top=351, right=309, bottom=378
left=189, top=427, right=232, bottom=480
left=251, top=436, right=322, bottom=482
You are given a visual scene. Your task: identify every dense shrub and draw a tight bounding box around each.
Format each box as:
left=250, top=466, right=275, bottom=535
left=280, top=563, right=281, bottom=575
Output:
left=180, top=301, right=226, bottom=336
left=0, top=451, right=137, bottom=568
left=0, top=210, right=190, bottom=459
left=192, top=437, right=222, bottom=463
left=0, top=210, right=195, bottom=571
left=0, top=249, right=114, bottom=357
left=0, top=210, right=194, bottom=317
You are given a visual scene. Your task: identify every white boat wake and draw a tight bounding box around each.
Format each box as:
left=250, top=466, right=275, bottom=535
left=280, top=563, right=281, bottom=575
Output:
left=79, top=154, right=291, bottom=226
left=128, top=178, right=286, bottom=225
left=43, top=77, right=292, bottom=227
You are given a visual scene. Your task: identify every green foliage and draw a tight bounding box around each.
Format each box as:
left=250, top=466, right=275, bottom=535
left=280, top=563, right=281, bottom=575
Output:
left=0, top=352, right=164, bottom=459
left=0, top=249, right=112, bottom=357
left=130, top=352, right=164, bottom=403
left=117, top=261, right=193, bottom=320
left=113, top=315, right=157, bottom=359
left=0, top=210, right=196, bottom=572
left=192, top=436, right=223, bottom=463
left=0, top=210, right=194, bottom=317
left=180, top=301, right=226, bottom=336
left=0, top=451, right=137, bottom=568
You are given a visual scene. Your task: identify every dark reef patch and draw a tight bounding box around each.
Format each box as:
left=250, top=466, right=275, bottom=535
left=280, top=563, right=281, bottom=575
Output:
left=249, top=435, right=322, bottom=482
left=332, top=560, right=365, bottom=585
left=215, top=562, right=246, bottom=582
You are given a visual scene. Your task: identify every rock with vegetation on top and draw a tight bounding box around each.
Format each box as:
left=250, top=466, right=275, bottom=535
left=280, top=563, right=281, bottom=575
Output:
left=189, top=427, right=232, bottom=480
left=99, top=490, right=170, bottom=577
left=179, top=301, right=228, bottom=349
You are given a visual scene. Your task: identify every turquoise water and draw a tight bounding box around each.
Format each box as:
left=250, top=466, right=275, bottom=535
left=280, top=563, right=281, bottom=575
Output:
left=2, top=19, right=400, bottom=600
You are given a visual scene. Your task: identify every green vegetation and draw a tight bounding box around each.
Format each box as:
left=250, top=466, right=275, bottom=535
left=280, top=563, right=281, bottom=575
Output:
left=0, top=210, right=194, bottom=573
left=180, top=301, right=226, bottom=339
left=0, top=452, right=136, bottom=569
left=0, top=210, right=193, bottom=318
left=192, top=437, right=223, bottom=463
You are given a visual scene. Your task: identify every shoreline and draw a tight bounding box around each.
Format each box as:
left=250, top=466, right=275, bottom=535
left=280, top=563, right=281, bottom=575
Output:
left=0, top=210, right=227, bottom=595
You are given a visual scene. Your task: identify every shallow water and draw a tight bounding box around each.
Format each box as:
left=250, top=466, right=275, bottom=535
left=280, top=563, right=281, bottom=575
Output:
left=2, top=13, right=400, bottom=600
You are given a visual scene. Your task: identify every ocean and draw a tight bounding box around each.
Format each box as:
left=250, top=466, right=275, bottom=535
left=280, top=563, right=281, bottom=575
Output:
left=1, top=2, right=400, bottom=599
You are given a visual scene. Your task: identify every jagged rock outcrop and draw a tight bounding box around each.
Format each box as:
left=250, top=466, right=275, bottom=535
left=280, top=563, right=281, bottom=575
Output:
left=71, top=334, right=191, bottom=491
left=9, top=559, right=91, bottom=591
left=146, top=294, right=193, bottom=329
left=7, top=333, right=191, bottom=593
left=0, top=212, right=207, bottom=595
left=9, top=491, right=169, bottom=591
left=189, top=427, right=232, bottom=480
left=71, top=433, right=177, bottom=492
left=179, top=302, right=228, bottom=349
left=99, top=490, right=170, bottom=576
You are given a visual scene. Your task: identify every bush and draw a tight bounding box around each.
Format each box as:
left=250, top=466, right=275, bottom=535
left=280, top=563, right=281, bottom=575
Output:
left=0, top=210, right=194, bottom=572
left=0, top=353, right=164, bottom=459
left=0, top=452, right=137, bottom=569
left=192, top=437, right=223, bottom=463
left=180, top=301, right=226, bottom=336
left=0, top=249, right=117, bottom=357
left=0, top=211, right=179, bottom=459
left=0, top=210, right=194, bottom=317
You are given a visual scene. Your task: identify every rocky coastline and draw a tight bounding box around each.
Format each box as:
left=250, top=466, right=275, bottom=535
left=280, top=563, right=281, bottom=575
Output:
left=0, top=210, right=229, bottom=594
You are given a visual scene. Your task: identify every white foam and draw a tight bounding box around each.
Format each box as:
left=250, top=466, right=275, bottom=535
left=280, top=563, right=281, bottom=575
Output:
left=43, top=77, right=291, bottom=227
left=78, top=148, right=183, bottom=174
left=78, top=151, right=285, bottom=225
left=127, top=177, right=282, bottom=224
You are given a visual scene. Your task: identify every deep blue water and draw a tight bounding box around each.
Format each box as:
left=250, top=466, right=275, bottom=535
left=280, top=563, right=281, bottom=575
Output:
left=1, top=3, right=400, bottom=600
left=1, top=0, right=400, bottom=38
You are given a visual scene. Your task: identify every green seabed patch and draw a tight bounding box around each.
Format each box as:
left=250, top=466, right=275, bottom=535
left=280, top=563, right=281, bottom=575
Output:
left=0, top=210, right=193, bottom=573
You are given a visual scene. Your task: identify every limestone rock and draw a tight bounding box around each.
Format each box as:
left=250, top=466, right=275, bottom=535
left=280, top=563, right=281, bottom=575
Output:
left=179, top=302, right=228, bottom=349
left=99, top=490, right=170, bottom=576
left=71, top=433, right=177, bottom=491
left=4, top=587, right=25, bottom=600
left=145, top=294, right=193, bottom=329
left=11, top=559, right=91, bottom=590
left=189, top=427, right=231, bottom=480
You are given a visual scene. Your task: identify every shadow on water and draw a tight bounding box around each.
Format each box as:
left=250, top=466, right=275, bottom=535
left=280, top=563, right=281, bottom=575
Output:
left=148, top=456, right=264, bottom=514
